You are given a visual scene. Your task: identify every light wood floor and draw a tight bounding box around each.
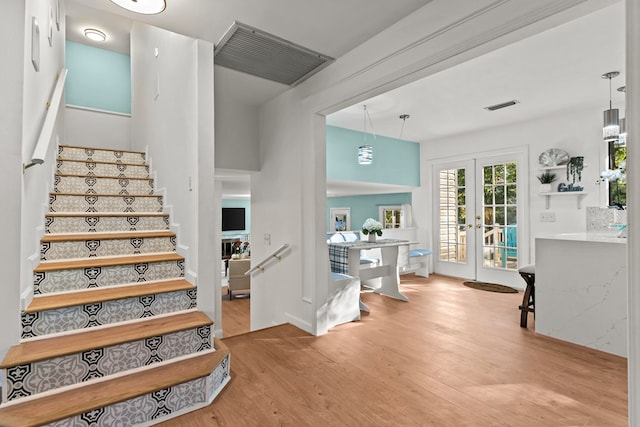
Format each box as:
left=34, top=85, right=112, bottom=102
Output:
left=221, top=286, right=251, bottom=337
left=161, top=274, right=628, bottom=426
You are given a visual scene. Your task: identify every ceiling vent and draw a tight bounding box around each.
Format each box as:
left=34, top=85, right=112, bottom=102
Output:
left=214, top=21, right=335, bottom=86
left=484, top=100, right=520, bottom=111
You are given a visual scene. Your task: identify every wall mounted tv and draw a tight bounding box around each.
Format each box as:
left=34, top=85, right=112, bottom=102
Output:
left=222, top=207, right=246, bottom=231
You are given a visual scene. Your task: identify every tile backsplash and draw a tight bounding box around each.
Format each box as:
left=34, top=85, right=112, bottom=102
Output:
left=586, top=206, right=627, bottom=231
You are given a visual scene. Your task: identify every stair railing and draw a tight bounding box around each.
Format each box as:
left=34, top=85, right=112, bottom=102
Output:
left=24, top=68, right=68, bottom=171
left=245, top=244, right=290, bottom=275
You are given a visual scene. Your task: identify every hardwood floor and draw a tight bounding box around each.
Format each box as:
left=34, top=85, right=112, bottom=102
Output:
left=221, top=286, right=251, bottom=337
left=161, top=274, right=628, bottom=426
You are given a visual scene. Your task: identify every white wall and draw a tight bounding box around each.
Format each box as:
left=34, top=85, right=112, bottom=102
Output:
left=130, top=23, right=216, bottom=320
left=14, top=0, right=66, bottom=361
left=251, top=91, right=316, bottom=331
left=214, top=94, right=260, bottom=171
left=1, top=0, right=26, bottom=363
left=419, top=107, right=605, bottom=264
left=0, top=0, right=66, bottom=360
left=64, top=106, right=131, bottom=151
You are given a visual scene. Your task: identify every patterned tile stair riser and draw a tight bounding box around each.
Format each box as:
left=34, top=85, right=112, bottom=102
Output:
left=49, top=193, right=163, bottom=213
left=54, top=175, right=155, bottom=195
left=3, top=325, right=212, bottom=402
left=0, top=145, right=230, bottom=426
left=41, top=235, right=177, bottom=260
left=46, top=214, right=170, bottom=234
left=58, top=146, right=146, bottom=165
left=34, top=259, right=185, bottom=294
left=21, top=287, right=197, bottom=339
left=57, top=159, right=150, bottom=179
left=45, top=354, right=230, bottom=427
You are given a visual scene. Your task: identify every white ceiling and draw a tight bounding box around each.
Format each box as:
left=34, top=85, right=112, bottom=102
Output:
left=327, top=2, right=626, bottom=142
left=65, top=0, right=626, bottom=198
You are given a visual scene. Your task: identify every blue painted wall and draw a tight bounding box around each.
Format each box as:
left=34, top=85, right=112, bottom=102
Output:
left=326, top=125, right=420, bottom=186
left=327, top=193, right=412, bottom=232
left=65, top=41, right=131, bottom=114
left=221, top=199, right=251, bottom=238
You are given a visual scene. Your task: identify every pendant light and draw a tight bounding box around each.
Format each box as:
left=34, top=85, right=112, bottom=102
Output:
left=398, top=114, right=410, bottom=140
left=358, top=105, right=375, bottom=165
left=601, top=71, right=620, bottom=142
left=617, top=86, right=627, bottom=146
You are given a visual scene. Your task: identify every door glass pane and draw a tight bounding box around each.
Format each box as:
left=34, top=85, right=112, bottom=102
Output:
left=482, top=161, right=518, bottom=270
left=439, top=168, right=467, bottom=264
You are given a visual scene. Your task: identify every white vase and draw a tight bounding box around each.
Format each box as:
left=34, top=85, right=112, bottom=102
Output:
left=540, top=183, right=552, bottom=193
left=368, top=233, right=376, bottom=243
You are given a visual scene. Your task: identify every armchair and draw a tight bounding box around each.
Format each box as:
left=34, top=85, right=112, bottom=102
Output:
left=228, top=258, right=251, bottom=299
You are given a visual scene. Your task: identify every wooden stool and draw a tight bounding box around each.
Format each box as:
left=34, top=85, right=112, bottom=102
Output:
left=518, top=264, right=535, bottom=328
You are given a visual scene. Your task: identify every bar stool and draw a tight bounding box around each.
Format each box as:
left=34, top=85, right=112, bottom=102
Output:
left=518, top=264, right=535, bottom=328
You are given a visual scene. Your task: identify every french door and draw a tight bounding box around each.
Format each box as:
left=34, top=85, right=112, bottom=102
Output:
left=433, top=153, right=528, bottom=288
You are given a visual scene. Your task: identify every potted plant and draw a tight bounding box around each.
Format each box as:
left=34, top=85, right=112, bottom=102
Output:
left=231, top=241, right=242, bottom=259
left=537, top=171, right=557, bottom=193
left=566, top=156, right=584, bottom=183
left=361, top=218, right=383, bottom=242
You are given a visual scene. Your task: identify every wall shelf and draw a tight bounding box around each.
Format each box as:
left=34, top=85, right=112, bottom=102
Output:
left=537, top=163, right=589, bottom=171
left=539, top=191, right=588, bottom=209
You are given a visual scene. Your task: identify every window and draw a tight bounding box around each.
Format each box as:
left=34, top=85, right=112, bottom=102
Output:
left=608, top=140, right=626, bottom=208
left=378, top=206, right=403, bottom=229
left=438, top=169, right=467, bottom=263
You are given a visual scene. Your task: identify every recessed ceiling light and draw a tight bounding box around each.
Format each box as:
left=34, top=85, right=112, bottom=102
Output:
left=84, top=28, right=106, bottom=42
left=109, top=0, right=166, bottom=15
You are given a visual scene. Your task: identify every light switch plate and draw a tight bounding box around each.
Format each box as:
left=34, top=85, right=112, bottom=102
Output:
left=540, top=212, right=556, bottom=222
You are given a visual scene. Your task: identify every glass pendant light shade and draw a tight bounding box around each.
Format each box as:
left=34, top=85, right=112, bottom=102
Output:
left=618, top=117, right=627, bottom=146
left=358, top=145, right=373, bottom=164
left=602, top=71, right=620, bottom=141
left=603, top=108, right=620, bottom=141
left=358, top=105, right=374, bottom=165
left=617, top=86, right=627, bottom=146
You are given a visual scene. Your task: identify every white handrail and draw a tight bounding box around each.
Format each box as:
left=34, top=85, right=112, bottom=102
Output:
left=245, top=244, right=290, bottom=275
left=24, top=68, right=68, bottom=171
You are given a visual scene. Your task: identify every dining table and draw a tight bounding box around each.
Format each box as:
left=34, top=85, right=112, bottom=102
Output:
left=328, top=238, right=413, bottom=311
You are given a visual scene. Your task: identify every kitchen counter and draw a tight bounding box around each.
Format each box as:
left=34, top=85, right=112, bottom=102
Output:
left=535, top=234, right=627, bottom=357
left=538, top=231, right=626, bottom=244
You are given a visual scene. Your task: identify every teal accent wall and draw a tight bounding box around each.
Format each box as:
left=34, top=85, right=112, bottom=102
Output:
left=65, top=41, right=131, bottom=114
left=327, top=193, right=412, bottom=232
left=326, top=125, right=420, bottom=186
left=221, top=199, right=251, bottom=237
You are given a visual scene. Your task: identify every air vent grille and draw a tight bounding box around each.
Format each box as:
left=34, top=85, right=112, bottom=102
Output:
left=214, top=22, right=334, bottom=86
left=484, top=100, right=519, bottom=111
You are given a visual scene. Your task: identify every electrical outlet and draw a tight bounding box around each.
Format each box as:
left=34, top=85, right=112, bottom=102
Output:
left=540, top=212, right=556, bottom=222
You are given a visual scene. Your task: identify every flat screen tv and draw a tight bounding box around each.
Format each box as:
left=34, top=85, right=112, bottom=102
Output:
left=222, top=207, right=246, bottom=231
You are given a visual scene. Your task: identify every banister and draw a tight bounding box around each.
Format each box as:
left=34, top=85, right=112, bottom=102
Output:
left=245, top=244, right=290, bottom=275
left=24, top=68, right=68, bottom=171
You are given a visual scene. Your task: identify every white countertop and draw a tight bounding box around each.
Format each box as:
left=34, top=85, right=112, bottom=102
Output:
left=537, top=232, right=627, bottom=244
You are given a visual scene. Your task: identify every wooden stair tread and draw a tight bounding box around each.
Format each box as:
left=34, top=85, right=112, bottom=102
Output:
left=26, top=279, right=194, bottom=313
left=42, top=230, right=175, bottom=242
left=51, top=192, right=161, bottom=198
left=0, top=342, right=228, bottom=427
left=46, top=212, right=167, bottom=217
left=0, top=311, right=212, bottom=367
left=34, top=252, right=183, bottom=272
left=55, top=173, right=153, bottom=181
left=59, top=144, right=146, bottom=155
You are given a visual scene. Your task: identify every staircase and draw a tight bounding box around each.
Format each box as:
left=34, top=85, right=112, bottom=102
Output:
left=0, top=145, right=230, bottom=427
